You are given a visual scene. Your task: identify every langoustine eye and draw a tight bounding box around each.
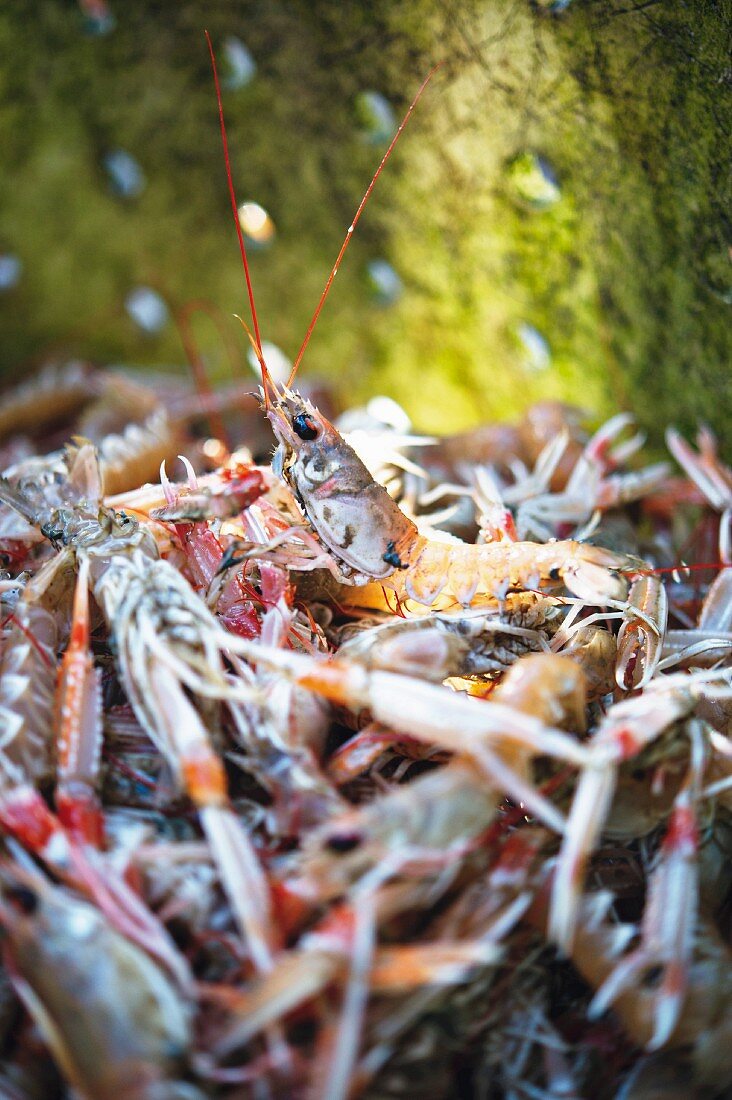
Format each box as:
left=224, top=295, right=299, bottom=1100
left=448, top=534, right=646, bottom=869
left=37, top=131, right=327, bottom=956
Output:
left=293, top=413, right=318, bottom=440
left=324, top=831, right=363, bottom=854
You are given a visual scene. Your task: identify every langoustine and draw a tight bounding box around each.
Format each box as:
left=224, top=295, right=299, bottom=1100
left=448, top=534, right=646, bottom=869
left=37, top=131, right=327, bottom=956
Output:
left=0, top=34, right=729, bottom=1100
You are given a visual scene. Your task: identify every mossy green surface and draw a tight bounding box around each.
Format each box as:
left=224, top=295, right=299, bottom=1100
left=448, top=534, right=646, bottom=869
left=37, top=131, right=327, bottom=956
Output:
left=0, top=1, right=729, bottom=447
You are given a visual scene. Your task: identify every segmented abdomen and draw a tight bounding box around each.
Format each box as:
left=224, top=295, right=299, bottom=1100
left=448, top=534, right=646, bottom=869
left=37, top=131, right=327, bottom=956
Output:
left=0, top=601, right=58, bottom=783
left=401, top=537, right=628, bottom=607
left=99, top=410, right=184, bottom=496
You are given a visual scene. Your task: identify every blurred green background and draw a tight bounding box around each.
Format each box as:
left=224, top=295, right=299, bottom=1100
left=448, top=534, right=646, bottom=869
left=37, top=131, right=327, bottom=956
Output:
left=0, top=0, right=729, bottom=443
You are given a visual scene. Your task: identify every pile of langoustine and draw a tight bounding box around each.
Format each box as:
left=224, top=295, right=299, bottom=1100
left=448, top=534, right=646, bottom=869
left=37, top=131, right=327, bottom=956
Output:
left=0, top=358, right=730, bottom=1100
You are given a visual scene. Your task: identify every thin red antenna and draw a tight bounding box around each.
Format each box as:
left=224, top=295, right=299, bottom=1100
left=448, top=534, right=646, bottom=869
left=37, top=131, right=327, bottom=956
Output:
left=621, top=561, right=727, bottom=577
left=287, top=62, right=444, bottom=388
left=205, top=31, right=266, bottom=380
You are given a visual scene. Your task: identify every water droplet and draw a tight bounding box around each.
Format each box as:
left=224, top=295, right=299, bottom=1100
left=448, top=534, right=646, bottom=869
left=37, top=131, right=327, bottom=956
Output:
left=355, top=91, right=396, bottom=145
left=534, top=0, right=573, bottom=10
left=222, top=37, right=257, bottom=90
left=0, top=254, right=22, bottom=291
left=78, top=0, right=115, bottom=35
left=104, top=149, right=145, bottom=199
left=125, top=287, right=168, bottom=334
left=247, top=340, right=291, bottom=386
left=506, top=152, right=561, bottom=211
left=366, top=259, right=403, bottom=306
left=202, top=438, right=227, bottom=463
left=514, top=322, right=551, bottom=371
left=238, top=202, right=275, bottom=249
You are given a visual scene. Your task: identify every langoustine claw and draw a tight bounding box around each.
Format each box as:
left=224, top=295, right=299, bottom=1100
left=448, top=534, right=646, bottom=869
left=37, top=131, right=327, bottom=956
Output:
left=666, top=426, right=732, bottom=562
left=549, top=671, right=730, bottom=952
left=616, top=573, right=668, bottom=690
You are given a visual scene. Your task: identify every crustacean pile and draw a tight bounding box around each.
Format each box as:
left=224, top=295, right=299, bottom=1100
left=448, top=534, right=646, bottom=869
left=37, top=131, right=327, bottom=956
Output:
left=0, top=42, right=730, bottom=1100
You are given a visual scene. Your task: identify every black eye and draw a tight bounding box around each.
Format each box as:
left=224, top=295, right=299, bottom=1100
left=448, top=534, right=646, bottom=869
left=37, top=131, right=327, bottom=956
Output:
left=6, top=885, right=38, bottom=915
left=325, top=832, right=362, bottom=854
left=293, top=413, right=318, bottom=441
